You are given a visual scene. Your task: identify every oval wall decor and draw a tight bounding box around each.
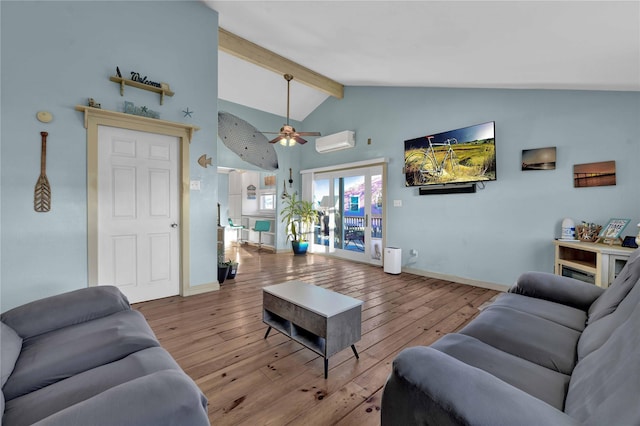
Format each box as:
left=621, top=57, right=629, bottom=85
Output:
left=218, top=111, right=278, bottom=171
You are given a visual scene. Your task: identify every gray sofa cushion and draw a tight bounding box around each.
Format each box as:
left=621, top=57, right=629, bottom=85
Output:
left=587, top=248, right=640, bottom=324
left=431, top=333, right=571, bottom=410
left=565, top=296, right=640, bottom=425
left=1, top=322, right=22, bottom=421
left=381, top=346, right=580, bottom=426
left=490, top=293, right=587, bottom=331
left=1, top=322, right=22, bottom=386
left=31, top=370, right=209, bottom=426
left=459, top=305, right=581, bottom=374
left=3, top=347, right=182, bottom=426
left=1, top=286, right=130, bottom=339
left=511, top=271, right=604, bottom=311
left=2, top=310, right=159, bottom=401
left=577, top=267, right=640, bottom=360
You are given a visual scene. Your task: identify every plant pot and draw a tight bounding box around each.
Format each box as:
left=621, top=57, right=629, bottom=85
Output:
left=217, top=265, right=230, bottom=284
left=291, top=241, right=309, bottom=255
left=226, top=263, right=238, bottom=279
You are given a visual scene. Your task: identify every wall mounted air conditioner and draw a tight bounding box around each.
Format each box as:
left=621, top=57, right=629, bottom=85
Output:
left=315, top=130, right=355, bottom=153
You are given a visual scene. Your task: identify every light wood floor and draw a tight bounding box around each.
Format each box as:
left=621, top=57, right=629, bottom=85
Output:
left=135, top=245, right=499, bottom=425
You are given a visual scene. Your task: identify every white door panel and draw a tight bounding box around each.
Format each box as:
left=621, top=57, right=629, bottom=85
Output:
left=112, top=235, right=137, bottom=287
left=149, top=233, right=171, bottom=282
left=112, top=167, right=137, bottom=218
left=98, top=126, right=180, bottom=303
left=149, top=169, right=171, bottom=217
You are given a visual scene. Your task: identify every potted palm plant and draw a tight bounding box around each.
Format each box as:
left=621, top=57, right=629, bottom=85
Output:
left=280, top=193, right=317, bottom=255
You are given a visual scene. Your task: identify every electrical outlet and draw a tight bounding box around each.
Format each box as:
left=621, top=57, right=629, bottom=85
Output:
left=410, top=249, right=418, bottom=257
left=393, top=199, right=402, bottom=207
left=190, top=180, right=201, bottom=191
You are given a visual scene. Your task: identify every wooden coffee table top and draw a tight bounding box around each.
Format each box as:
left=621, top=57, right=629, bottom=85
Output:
left=263, top=281, right=363, bottom=317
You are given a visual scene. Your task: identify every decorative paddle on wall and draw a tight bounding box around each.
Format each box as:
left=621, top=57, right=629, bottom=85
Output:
left=34, top=131, right=51, bottom=212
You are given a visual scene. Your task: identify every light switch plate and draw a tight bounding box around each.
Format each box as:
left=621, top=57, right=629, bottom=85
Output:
left=190, top=180, right=201, bottom=191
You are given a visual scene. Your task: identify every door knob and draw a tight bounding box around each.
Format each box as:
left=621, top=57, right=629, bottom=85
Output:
left=170, top=223, right=178, bottom=228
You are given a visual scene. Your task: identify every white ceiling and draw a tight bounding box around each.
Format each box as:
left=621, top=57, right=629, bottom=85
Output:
left=209, top=1, right=640, bottom=121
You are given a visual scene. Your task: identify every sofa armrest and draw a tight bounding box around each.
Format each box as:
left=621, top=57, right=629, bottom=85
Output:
left=381, top=346, right=579, bottom=426
left=509, top=271, right=604, bottom=311
left=1, top=286, right=130, bottom=339
left=32, top=370, right=209, bottom=426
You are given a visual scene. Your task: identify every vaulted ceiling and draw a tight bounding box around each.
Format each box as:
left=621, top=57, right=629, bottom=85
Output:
left=207, top=1, right=640, bottom=121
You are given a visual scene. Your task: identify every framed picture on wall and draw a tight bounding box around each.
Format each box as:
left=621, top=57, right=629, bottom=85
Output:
left=573, top=161, right=616, bottom=188
left=521, top=147, right=556, bottom=171
left=247, top=185, right=256, bottom=200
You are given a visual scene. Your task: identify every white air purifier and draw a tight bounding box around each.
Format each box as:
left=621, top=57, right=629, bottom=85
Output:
left=384, top=247, right=402, bottom=274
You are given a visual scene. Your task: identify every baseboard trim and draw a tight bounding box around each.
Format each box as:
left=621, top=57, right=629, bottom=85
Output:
left=182, top=282, right=220, bottom=297
left=402, top=267, right=510, bottom=292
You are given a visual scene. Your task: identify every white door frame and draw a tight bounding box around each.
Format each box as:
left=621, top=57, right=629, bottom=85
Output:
left=77, top=106, right=204, bottom=297
left=301, top=158, right=387, bottom=266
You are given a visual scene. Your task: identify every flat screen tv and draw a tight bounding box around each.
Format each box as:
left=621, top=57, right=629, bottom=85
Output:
left=404, top=121, right=496, bottom=187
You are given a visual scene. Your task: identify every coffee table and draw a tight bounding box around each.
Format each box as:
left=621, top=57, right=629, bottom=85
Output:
left=262, top=281, right=363, bottom=378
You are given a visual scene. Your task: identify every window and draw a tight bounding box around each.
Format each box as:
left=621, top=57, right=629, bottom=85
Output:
left=259, top=192, right=275, bottom=211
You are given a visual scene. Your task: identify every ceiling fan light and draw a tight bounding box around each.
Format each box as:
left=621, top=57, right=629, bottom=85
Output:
left=279, top=137, right=296, bottom=147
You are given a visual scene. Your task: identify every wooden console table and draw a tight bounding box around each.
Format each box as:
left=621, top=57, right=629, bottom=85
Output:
left=262, top=281, right=363, bottom=378
left=554, top=240, right=635, bottom=288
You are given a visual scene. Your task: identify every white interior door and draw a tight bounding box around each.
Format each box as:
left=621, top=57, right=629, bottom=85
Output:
left=97, top=126, right=180, bottom=303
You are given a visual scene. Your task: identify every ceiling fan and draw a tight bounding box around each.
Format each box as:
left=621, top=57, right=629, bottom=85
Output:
left=262, top=74, right=321, bottom=146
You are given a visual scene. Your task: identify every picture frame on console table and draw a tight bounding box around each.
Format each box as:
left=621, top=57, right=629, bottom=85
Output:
left=597, top=218, right=630, bottom=245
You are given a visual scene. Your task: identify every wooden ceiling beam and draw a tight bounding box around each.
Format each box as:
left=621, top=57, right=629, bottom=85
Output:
left=218, top=28, right=344, bottom=99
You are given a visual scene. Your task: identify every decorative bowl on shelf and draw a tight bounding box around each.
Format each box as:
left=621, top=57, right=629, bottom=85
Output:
left=576, top=224, right=602, bottom=242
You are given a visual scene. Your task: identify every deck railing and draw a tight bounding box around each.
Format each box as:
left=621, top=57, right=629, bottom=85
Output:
left=343, top=215, right=383, bottom=238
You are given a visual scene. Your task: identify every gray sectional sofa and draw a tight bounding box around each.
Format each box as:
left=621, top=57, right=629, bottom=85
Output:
left=1, top=286, right=209, bottom=426
left=381, top=247, right=640, bottom=425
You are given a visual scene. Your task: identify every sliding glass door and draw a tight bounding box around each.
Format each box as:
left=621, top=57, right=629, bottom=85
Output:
left=312, top=165, right=384, bottom=266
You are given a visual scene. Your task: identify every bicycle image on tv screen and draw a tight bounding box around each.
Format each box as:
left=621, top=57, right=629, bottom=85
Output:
left=404, top=121, right=496, bottom=187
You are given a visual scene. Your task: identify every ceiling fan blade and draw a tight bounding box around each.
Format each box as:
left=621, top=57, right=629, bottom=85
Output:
left=269, top=136, right=283, bottom=144
left=297, top=132, right=321, bottom=137
left=259, top=131, right=282, bottom=135
left=292, top=136, right=308, bottom=145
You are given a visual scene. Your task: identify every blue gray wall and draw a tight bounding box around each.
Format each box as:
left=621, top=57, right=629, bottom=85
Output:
left=301, top=87, right=640, bottom=287
left=1, top=1, right=219, bottom=310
